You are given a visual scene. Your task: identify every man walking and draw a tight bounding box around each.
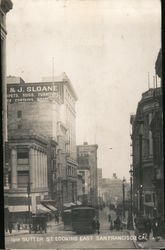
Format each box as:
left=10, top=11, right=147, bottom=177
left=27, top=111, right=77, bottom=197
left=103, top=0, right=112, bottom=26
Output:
left=96, top=219, right=100, bottom=235
left=145, top=218, right=151, bottom=239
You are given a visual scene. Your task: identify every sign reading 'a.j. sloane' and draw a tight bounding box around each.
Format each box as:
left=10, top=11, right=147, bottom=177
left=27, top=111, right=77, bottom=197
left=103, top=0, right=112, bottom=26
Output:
left=7, top=82, right=64, bottom=103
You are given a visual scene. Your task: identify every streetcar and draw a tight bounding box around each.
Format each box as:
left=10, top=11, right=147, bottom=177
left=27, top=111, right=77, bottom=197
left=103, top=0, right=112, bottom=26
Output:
left=71, top=206, right=96, bottom=234
left=63, top=209, right=72, bottom=231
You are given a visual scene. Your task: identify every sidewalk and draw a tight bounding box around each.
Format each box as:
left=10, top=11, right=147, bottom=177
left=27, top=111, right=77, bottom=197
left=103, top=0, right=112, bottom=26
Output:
left=47, top=220, right=63, bottom=232
left=5, top=229, right=29, bottom=237
left=127, top=229, right=165, bottom=249
left=5, top=221, right=64, bottom=237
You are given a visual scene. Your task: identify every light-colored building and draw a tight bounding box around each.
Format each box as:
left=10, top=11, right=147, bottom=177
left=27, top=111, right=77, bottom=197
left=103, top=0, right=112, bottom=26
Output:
left=77, top=169, right=90, bottom=204
left=7, top=133, right=50, bottom=226
left=77, top=142, right=98, bottom=207
left=1, top=0, right=13, bottom=232
left=7, top=73, right=78, bottom=218
left=1, top=0, right=13, bottom=143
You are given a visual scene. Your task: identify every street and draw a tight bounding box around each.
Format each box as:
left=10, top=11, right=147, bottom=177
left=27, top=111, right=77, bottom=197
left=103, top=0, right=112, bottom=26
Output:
left=5, top=207, right=136, bottom=249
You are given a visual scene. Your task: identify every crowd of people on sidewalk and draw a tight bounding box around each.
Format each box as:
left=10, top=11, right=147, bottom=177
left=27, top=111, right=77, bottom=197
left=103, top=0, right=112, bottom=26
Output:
left=134, top=216, right=165, bottom=241
left=92, top=216, right=100, bottom=234
left=108, top=214, right=123, bottom=231
left=107, top=209, right=165, bottom=242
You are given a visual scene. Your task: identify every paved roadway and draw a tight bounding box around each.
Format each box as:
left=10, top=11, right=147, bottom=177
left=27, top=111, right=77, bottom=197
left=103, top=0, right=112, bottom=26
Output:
left=5, top=207, right=136, bottom=249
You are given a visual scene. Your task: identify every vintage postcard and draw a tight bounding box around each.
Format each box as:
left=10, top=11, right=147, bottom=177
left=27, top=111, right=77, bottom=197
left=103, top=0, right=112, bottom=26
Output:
left=1, top=0, right=164, bottom=249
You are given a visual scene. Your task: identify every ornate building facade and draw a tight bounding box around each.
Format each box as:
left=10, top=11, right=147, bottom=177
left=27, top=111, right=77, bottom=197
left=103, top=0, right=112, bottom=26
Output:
left=130, top=87, right=163, bottom=218
left=6, top=73, right=78, bottom=224
left=0, top=0, right=13, bottom=234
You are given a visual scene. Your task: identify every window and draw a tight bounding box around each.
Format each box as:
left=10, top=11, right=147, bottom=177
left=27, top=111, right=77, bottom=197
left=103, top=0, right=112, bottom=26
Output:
left=8, top=171, right=11, bottom=188
left=17, top=110, right=22, bottom=118
left=17, top=171, right=29, bottom=188
left=145, top=193, right=152, bottom=203
left=17, top=149, right=28, bottom=159
left=18, top=124, right=22, bottom=129
left=17, top=149, right=29, bottom=165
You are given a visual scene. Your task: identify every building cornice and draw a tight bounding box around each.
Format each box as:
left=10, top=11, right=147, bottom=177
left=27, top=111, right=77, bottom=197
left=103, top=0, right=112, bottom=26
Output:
left=0, top=0, right=13, bottom=14
left=8, top=133, right=48, bottom=146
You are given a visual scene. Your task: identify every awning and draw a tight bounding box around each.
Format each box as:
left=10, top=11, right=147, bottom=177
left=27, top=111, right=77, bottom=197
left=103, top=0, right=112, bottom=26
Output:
left=64, top=202, right=76, bottom=208
left=144, top=202, right=154, bottom=208
left=36, top=204, right=51, bottom=214
left=76, top=201, right=82, bottom=205
left=45, top=204, right=57, bottom=212
left=8, top=205, right=32, bottom=212
left=64, top=209, right=71, bottom=213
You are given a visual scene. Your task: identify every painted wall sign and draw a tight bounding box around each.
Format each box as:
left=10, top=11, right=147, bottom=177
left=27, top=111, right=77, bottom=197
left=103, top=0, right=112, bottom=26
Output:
left=7, top=82, right=64, bottom=104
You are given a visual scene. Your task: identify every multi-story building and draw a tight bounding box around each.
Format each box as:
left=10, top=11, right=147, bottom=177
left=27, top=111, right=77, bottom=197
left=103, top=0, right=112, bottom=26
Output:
left=6, top=73, right=78, bottom=221
left=7, top=133, right=50, bottom=225
left=1, top=0, right=13, bottom=143
left=77, top=169, right=90, bottom=204
left=42, top=74, right=78, bottom=206
left=77, top=142, right=98, bottom=207
left=0, top=0, right=13, bottom=233
left=130, top=87, right=162, bottom=218
left=150, top=48, right=164, bottom=219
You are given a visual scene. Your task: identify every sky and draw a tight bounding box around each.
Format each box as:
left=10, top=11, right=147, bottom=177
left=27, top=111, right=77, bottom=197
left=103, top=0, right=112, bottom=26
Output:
left=6, top=0, right=161, bottom=180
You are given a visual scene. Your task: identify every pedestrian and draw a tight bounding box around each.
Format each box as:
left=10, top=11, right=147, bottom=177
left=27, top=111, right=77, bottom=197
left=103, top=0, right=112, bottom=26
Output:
left=152, top=217, right=160, bottom=241
left=134, top=217, right=137, bottom=227
left=110, top=219, right=113, bottom=230
left=108, top=214, right=111, bottom=222
left=96, top=219, right=100, bottom=235
left=8, top=222, right=13, bottom=234
left=144, top=218, right=151, bottom=239
left=17, top=223, right=20, bottom=231
left=135, top=217, right=146, bottom=241
left=114, top=219, right=116, bottom=230
left=115, top=216, right=121, bottom=231
left=42, top=220, right=47, bottom=233
left=92, top=217, right=96, bottom=233
left=55, top=213, right=59, bottom=224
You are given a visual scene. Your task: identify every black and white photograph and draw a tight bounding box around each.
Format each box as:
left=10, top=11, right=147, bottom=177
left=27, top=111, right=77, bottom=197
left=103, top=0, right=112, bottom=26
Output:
left=1, top=0, right=164, bottom=249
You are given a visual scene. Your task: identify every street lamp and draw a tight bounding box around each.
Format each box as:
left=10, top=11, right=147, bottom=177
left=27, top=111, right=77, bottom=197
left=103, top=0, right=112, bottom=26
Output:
left=152, top=167, right=157, bottom=218
left=27, top=180, right=31, bottom=234
left=137, top=118, right=144, bottom=217
left=122, top=177, right=126, bottom=219
left=128, top=168, right=134, bottom=229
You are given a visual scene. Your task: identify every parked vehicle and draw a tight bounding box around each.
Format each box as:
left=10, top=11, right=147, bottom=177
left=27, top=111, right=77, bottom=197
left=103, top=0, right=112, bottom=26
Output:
left=31, top=214, right=47, bottom=233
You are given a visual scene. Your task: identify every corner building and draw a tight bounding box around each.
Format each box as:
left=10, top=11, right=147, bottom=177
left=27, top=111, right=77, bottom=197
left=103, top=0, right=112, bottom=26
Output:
left=7, top=134, right=49, bottom=225
left=7, top=73, right=78, bottom=221
left=1, top=0, right=13, bottom=232
left=130, top=87, right=163, bottom=218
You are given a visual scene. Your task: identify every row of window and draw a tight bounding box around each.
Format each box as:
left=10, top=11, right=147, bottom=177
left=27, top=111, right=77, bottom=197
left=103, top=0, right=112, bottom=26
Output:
left=66, top=166, right=76, bottom=177
left=8, top=170, right=29, bottom=188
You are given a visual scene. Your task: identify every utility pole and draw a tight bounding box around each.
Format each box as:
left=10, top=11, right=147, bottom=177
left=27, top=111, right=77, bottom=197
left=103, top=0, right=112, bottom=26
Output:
left=122, top=177, right=125, bottom=219
left=27, top=180, right=31, bottom=234
left=137, top=119, right=144, bottom=217
left=128, top=168, right=134, bottom=229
